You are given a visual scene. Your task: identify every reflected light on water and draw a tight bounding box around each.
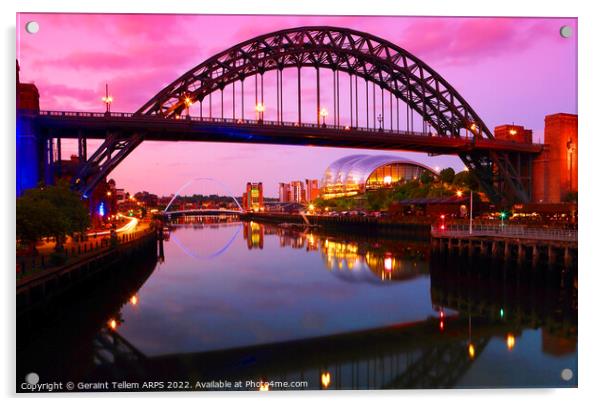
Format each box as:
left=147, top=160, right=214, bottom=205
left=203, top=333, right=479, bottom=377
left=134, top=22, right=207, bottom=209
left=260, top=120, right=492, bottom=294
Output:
left=506, top=333, right=516, bottom=351
left=321, top=372, right=331, bottom=389
left=468, top=343, right=475, bottom=359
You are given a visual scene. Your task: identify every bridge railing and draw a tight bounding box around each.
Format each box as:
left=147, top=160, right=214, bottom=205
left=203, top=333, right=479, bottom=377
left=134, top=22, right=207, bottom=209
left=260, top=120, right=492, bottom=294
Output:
left=37, top=111, right=546, bottom=150
left=432, top=224, right=577, bottom=242
left=38, top=110, right=453, bottom=139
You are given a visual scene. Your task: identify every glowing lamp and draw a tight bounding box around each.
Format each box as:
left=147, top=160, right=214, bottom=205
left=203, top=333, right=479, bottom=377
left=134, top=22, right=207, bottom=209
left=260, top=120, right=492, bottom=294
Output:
left=321, top=372, right=331, bottom=389
left=384, top=175, right=392, bottom=185
left=108, top=319, right=117, bottom=330
left=384, top=257, right=393, bottom=272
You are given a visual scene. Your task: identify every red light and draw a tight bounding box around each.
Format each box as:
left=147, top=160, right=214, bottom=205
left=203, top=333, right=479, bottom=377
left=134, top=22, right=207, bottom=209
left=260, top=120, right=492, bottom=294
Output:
left=439, top=320, right=444, bottom=331
left=440, top=225, right=445, bottom=230
left=439, top=311, right=444, bottom=318
left=440, top=214, right=445, bottom=220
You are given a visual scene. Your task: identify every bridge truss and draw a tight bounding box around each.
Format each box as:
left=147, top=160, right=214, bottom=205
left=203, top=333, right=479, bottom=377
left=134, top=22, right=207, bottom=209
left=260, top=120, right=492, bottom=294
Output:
left=38, top=26, right=536, bottom=204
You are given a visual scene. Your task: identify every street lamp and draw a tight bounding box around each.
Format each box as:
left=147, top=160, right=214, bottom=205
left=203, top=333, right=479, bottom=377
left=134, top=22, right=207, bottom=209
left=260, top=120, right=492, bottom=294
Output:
left=255, top=102, right=265, bottom=123
left=101, top=83, right=113, bottom=115
left=456, top=189, right=473, bottom=234
left=500, top=210, right=508, bottom=228
left=377, top=113, right=384, bottom=131
left=184, top=95, right=193, bottom=118
left=319, top=107, right=329, bottom=127
left=567, top=138, right=575, bottom=193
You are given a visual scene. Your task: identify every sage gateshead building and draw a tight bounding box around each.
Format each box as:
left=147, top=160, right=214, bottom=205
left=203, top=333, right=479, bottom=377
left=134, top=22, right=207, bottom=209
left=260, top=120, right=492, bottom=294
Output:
left=321, top=154, right=437, bottom=199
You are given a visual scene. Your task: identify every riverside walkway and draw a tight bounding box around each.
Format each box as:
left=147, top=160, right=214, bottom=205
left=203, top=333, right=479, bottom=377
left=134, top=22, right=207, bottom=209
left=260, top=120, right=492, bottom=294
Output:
left=431, top=224, right=577, bottom=267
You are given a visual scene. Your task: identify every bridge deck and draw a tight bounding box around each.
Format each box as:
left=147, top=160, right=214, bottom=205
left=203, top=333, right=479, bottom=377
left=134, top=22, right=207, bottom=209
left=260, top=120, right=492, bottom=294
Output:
left=36, top=111, right=543, bottom=155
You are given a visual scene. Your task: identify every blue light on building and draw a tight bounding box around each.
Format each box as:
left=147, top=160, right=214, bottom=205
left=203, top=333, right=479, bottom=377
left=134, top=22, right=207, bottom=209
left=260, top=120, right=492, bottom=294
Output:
left=98, top=202, right=105, bottom=217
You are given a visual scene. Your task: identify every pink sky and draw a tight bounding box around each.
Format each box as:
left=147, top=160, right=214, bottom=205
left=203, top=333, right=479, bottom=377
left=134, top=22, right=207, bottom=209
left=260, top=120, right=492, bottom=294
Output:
left=17, top=14, right=577, bottom=197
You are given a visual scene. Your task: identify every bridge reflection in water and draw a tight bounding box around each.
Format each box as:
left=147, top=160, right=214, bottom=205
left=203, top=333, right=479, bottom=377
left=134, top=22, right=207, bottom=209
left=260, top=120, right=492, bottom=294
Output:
left=17, top=220, right=576, bottom=390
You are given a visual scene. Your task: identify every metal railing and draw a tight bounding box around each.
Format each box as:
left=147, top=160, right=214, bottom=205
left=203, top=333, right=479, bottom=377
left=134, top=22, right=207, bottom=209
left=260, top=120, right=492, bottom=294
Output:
left=36, top=110, right=473, bottom=140
left=432, top=224, right=577, bottom=242
left=37, top=110, right=545, bottom=150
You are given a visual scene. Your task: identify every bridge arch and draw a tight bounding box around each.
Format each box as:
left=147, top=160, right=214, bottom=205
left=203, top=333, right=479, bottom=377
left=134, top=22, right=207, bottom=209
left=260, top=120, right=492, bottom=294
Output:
left=66, top=26, right=531, bottom=205
left=164, top=177, right=243, bottom=213
left=136, top=26, right=492, bottom=140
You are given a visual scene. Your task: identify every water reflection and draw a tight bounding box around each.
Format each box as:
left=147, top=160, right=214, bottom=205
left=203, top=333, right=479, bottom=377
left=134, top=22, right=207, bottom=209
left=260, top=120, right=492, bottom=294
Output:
left=244, top=222, right=430, bottom=283
left=17, top=218, right=577, bottom=391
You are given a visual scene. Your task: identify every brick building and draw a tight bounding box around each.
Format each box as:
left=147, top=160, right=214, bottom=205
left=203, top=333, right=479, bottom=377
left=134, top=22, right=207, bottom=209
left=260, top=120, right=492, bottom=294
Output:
left=532, top=113, right=578, bottom=203
left=242, top=182, right=264, bottom=212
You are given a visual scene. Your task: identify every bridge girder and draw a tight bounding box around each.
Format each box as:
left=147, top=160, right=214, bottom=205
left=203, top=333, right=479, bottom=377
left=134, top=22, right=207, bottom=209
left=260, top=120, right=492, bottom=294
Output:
left=69, top=26, right=532, bottom=204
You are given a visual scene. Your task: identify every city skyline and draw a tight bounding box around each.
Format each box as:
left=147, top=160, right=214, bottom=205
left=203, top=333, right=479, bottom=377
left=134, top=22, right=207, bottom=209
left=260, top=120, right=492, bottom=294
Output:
left=17, top=14, right=577, bottom=196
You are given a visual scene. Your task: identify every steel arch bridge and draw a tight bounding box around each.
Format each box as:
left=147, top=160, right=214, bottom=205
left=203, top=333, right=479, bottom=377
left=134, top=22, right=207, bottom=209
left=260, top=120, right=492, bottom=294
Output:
left=33, top=26, right=539, bottom=204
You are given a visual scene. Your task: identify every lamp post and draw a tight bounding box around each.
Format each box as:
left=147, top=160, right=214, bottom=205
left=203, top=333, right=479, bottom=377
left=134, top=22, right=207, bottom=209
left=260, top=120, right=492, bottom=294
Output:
left=255, top=102, right=265, bottom=123
left=567, top=138, right=575, bottom=193
left=457, top=189, right=473, bottom=234
left=319, top=107, right=328, bottom=127
left=377, top=113, right=383, bottom=131
left=101, top=83, right=113, bottom=115
left=184, top=96, right=193, bottom=118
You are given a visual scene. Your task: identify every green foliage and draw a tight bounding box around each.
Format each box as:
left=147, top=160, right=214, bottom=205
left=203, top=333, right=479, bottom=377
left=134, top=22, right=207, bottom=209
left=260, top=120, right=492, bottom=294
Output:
left=420, top=172, right=435, bottom=185
left=453, top=170, right=480, bottom=191
left=366, top=189, right=391, bottom=211
left=439, top=167, right=456, bottom=184
left=16, top=181, right=90, bottom=251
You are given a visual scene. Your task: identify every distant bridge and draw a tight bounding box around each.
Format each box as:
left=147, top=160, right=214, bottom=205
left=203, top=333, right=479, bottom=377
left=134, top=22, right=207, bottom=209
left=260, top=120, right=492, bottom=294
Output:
left=164, top=208, right=243, bottom=216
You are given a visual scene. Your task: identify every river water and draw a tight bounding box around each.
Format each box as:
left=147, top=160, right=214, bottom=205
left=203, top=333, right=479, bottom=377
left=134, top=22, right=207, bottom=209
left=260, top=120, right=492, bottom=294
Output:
left=17, top=217, right=577, bottom=391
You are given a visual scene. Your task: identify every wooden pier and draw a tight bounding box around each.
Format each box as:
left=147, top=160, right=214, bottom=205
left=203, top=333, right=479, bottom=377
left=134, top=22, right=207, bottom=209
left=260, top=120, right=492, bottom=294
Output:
left=431, top=224, right=577, bottom=268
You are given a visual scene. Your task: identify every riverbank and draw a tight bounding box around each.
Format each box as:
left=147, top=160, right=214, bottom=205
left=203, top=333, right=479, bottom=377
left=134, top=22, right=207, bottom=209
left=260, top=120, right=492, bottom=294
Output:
left=17, top=224, right=158, bottom=317
left=241, top=212, right=432, bottom=239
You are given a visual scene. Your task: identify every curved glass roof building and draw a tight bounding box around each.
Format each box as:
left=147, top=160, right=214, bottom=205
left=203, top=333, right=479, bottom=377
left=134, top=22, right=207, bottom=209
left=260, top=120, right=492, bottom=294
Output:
left=321, top=154, right=436, bottom=199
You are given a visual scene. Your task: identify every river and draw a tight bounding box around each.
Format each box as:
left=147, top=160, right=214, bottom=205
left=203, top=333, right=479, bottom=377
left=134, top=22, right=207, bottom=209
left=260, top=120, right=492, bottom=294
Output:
left=17, top=216, right=577, bottom=391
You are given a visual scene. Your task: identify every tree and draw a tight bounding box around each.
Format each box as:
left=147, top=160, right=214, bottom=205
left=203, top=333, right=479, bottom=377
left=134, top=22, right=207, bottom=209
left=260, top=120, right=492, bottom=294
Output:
left=420, top=172, right=435, bottom=185
left=439, top=167, right=455, bottom=184
left=367, top=189, right=389, bottom=211
left=453, top=170, right=480, bottom=191
left=16, top=181, right=90, bottom=252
